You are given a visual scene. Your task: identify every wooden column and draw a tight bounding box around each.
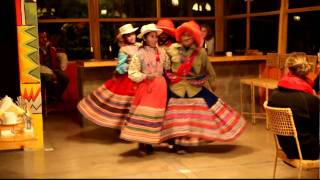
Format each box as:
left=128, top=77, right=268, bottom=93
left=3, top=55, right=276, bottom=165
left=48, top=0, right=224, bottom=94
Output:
left=156, top=0, right=161, bottom=18
left=278, top=0, right=289, bottom=54
left=246, top=0, right=251, bottom=51
left=89, top=0, right=101, bottom=59
left=215, top=0, right=224, bottom=52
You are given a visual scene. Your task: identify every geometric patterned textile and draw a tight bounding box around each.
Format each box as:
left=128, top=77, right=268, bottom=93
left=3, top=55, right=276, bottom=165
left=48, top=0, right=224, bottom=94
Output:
left=20, top=83, right=42, bottom=114
left=17, top=26, right=40, bottom=83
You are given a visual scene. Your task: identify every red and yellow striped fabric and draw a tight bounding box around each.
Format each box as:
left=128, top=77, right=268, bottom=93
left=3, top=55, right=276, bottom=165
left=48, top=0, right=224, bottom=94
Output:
left=160, top=98, right=247, bottom=146
left=77, top=75, right=136, bottom=129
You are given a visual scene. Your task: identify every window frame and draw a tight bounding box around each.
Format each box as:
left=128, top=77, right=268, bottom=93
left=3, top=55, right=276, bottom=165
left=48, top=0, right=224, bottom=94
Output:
left=37, top=0, right=320, bottom=60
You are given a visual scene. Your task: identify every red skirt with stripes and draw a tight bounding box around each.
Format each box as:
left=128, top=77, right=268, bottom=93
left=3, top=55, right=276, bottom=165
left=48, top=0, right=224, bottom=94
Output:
left=120, top=76, right=167, bottom=144
left=77, top=74, right=136, bottom=129
left=160, top=97, right=247, bottom=146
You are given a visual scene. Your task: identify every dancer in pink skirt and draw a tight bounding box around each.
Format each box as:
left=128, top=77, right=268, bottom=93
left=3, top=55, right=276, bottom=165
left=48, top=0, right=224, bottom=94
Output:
left=120, top=23, right=171, bottom=155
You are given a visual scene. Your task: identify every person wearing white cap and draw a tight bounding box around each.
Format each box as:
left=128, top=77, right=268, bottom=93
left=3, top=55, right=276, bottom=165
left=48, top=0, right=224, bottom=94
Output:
left=119, top=23, right=171, bottom=155
left=77, top=24, right=140, bottom=134
left=116, top=23, right=140, bottom=74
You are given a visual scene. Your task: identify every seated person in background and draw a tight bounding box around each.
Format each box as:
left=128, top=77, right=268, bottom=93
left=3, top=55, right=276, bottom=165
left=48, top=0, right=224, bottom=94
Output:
left=268, top=52, right=319, bottom=160
left=39, top=31, right=69, bottom=103
left=156, top=18, right=176, bottom=49
left=200, top=24, right=214, bottom=56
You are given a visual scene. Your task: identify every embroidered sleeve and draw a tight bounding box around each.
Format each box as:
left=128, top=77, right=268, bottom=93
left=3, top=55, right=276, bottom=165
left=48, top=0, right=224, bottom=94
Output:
left=128, top=54, right=147, bottom=83
left=163, top=51, right=171, bottom=71
left=115, top=51, right=128, bottom=74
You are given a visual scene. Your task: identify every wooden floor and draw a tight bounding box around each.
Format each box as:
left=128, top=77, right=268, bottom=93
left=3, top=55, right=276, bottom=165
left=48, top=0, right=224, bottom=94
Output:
left=0, top=110, right=319, bottom=179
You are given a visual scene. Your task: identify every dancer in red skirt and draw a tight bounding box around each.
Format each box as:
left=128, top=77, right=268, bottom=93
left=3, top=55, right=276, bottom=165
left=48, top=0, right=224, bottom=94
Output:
left=120, top=23, right=171, bottom=155
left=160, top=21, right=247, bottom=154
left=77, top=24, right=140, bottom=129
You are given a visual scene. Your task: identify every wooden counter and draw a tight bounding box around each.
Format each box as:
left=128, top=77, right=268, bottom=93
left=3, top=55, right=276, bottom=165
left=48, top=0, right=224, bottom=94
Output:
left=79, top=55, right=268, bottom=68
left=209, top=55, right=268, bottom=62
left=81, top=60, right=117, bottom=67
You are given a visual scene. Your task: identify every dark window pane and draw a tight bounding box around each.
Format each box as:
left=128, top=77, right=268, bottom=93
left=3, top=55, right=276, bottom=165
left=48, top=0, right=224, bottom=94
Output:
left=100, top=22, right=153, bottom=59
left=161, top=0, right=214, bottom=17
left=37, top=0, right=88, bottom=19
left=287, top=11, right=320, bottom=54
left=172, top=20, right=215, bottom=32
left=224, top=0, right=246, bottom=15
left=226, top=19, right=246, bottom=52
left=251, top=0, right=280, bottom=13
left=99, top=0, right=156, bottom=18
left=250, top=15, right=279, bottom=53
left=38, top=23, right=92, bottom=60
left=289, top=0, right=320, bottom=9
left=195, top=20, right=215, bottom=34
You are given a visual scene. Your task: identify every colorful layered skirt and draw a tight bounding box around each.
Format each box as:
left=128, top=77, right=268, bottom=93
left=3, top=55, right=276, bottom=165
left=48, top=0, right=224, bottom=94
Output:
left=77, top=74, right=136, bottom=129
left=120, top=76, right=167, bottom=144
left=160, top=88, right=247, bottom=146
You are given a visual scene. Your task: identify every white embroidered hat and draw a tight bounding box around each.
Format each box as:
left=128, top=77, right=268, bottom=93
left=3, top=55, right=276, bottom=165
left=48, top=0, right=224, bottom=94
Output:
left=137, top=23, right=163, bottom=39
left=119, top=24, right=139, bottom=35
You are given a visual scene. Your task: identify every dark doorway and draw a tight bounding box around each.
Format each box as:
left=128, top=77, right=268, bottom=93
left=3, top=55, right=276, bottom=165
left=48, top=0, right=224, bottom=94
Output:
left=0, top=0, right=20, bottom=99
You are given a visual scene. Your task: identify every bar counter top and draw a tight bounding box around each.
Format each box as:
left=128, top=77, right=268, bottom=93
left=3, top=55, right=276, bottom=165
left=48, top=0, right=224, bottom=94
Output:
left=79, top=55, right=268, bottom=68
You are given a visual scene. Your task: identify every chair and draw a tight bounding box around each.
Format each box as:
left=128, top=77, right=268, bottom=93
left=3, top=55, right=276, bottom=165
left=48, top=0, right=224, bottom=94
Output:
left=240, top=53, right=279, bottom=124
left=263, top=101, right=319, bottom=179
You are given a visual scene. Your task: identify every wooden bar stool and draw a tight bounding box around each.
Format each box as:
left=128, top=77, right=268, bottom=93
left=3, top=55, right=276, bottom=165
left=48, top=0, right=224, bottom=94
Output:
left=250, top=79, right=278, bottom=124
left=240, top=53, right=279, bottom=124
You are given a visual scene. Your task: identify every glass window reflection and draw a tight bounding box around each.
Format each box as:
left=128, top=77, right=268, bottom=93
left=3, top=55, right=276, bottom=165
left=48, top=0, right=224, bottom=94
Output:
left=161, top=0, right=214, bottom=17
left=289, top=0, right=320, bottom=9
left=226, top=19, right=246, bottom=53
left=250, top=15, right=279, bottom=53
left=99, top=0, right=156, bottom=18
left=38, top=23, right=92, bottom=60
left=287, top=11, right=320, bottom=54
left=224, top=0, right=246, bottom=15
left=251, top=0, right=280, bottom=13
left=37, top=0, right=88, bottom=19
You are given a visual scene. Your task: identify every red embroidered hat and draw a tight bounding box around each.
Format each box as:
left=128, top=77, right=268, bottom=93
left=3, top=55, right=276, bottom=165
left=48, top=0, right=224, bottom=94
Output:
left=175, top=20, right=203, bottom=47
left=156, top=18, right=176, bottom=38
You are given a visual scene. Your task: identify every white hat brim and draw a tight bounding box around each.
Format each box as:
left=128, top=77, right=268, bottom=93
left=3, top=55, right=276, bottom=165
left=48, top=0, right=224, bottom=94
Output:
left=120, top=27, right=139, bottom=35
left=137, top=29, right=163, bottom=39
